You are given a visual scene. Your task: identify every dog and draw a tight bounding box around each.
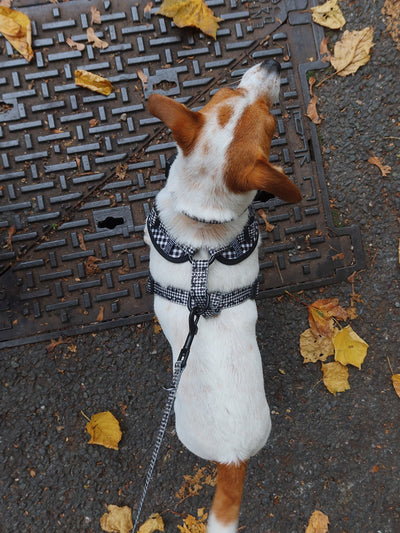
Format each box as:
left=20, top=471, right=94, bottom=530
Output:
left=145, top=60, right=302, bottom=533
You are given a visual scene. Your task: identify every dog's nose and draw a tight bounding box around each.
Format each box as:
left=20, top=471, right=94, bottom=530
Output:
left=261, top=59, right=281, bottom=74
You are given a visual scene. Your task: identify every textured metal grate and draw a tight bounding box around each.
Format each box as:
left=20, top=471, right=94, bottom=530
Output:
left=0, top=0, right=364, bottom=347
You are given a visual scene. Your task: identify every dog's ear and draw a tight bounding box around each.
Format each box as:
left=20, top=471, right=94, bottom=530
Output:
left=245, top=157, right=302, bottom=203
left=148, top=94, right=204, bottom=155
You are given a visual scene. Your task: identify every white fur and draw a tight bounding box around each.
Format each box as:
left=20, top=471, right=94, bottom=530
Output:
left=207, top=513, right=238, bottom=533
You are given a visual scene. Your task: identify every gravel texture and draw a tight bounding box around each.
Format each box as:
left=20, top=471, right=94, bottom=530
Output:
left=1, top=1, right=400, bottom=532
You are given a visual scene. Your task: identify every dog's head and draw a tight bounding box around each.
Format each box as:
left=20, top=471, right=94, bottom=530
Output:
left=149, top=60, right=301, bottom=222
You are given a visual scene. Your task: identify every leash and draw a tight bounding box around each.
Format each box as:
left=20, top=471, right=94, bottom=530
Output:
left=132, top=308, right=201, bottom=533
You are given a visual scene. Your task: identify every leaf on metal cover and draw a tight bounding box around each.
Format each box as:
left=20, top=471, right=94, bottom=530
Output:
left=138, top=513, right=165, bottom=533
left=331, top=27, right=374, bottom=76
left=333, top=325, right=369, bottom=369
left=311, top=0, right=346, bottom=29
left=0, top=6, right=33, bottom=61
left=100, top=505, right=133, bottom=533
left=157, top=0, right=222, bottom=39
left=86, top=411, right=122, bottom=450
left=305, top=509, right=330, bottom=533
left=321, top=361, right=350, bottom=395
left=299, top=329, right=334, bottom=364
left=87, top=26, right=109, bottom=49
left=66, top=37, right=85, bottom=51
left=74, top=69, right=114, bottom=96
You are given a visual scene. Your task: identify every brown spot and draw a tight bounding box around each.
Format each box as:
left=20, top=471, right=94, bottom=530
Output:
left=210, top=461, right=247, bottom=526
left=217, top=104, right=233, bottom=128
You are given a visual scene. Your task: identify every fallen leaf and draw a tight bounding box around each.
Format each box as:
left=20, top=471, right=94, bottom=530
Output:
left=66, top=37, right=85, bottom=51
left=320, top=37, right=332, bottom=63
left=258, top=208, right=275, bottom=232
left=75, top=69, right=114, bottom=96
left=306, top=509, right=330, bottom=533
left=144, top=2, right=153, bottom=19
left=100, top=505, right=133, bottom=533
left=176, top=465, right=216, bottom=501
left=307, top=95, right=322, bottom=124
left=97, top=306, right=104, bottom=322
left=299, top=328, right=334, bottom=364
left=178, top=509, right=207, bottom=533
left=138, top=513, right=164, bottom=533
left=382, top=0, right=400, bottom=51
left=157, top=0, right=222, bottom=39
left=86, top=411, right=122, bottom=450
left=331, top=27, right=374, bottom=77
left=90, top=5, right=101, bottom=24
left=138, top=69, right=148, bottom=85
left=368, top=156, right=391, bottom=176
left=311, top=0, right=346, bottom=29
left=308, top=298, right=348, bottom=338
left=333, top=325, right=369, bottom=369
left=7, top=226, right=16, bottom=248
left=392, top=374, right=400, bottom=398
left=0, top=1, right=12, bottom=8
left=321, top=361, right=350, bottom=395
left=46, top=336, right=68, bottom=353
left=84, top=255, right=102, bottom=275
left=87, top=26, right=109, bottom=49
left=0, top=6, right=34, bottom=61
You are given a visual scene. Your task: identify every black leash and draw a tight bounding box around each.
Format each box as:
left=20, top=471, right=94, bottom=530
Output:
left=132, top=309, right=201, bottom=533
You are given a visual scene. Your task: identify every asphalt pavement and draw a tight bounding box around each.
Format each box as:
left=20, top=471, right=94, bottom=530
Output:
left=1, top=0, right=400, bottom=532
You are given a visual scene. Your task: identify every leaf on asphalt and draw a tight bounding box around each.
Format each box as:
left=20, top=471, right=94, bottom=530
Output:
left=75, top=70, right=114, bottom=96
left=300, top=329, right=334, bottom=364
left=0, top=6, right=33, bottom=61
left=46, top=336, right=68, bottom=353
left=176, top=465, right=217, bottom=502
left=66, top=37, right=85, bottom=51
left=86, top=411, right=122, bottom=450
left=368, top=156, right=391, bottom=177
left=138, top=513, right=164, bottom=533
left=308, top=298, right=348, bottom=338
left=320, top=37, right=332, bottom=63
left=382, top=0, right=400, bottom=51
left=331, top=27, right=374, bottom=77
left=392, top=374, right=400, bottom=398
left=311, top=0, right=345, bottom=29
left=100, top=505, right=133, bottom=533
left=178, top=509, right=207, bottom=533
left=157, top=0, right=222, bottom=39
left=322, top=361, right=350, bottom=395
left=87, top=26, right=109, bottom=49
left=333, top=325, right=369, bottom=369
left=90, top=5, right=102, bottom=24
left=305, top=509, right=330, bottom=533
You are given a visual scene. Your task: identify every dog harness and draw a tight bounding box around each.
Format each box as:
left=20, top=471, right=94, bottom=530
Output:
left=146, top=203, right=260, bottom=318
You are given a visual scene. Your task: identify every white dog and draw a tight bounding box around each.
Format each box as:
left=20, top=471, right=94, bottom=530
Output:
left=145, top=60, right=301, bottom=533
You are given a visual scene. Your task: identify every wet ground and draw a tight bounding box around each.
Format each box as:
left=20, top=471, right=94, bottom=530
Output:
left=1, top=0, right=400, bottom=532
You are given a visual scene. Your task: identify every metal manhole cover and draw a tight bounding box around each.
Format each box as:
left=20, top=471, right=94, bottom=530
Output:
left=0, top=0, right=364, bottom=347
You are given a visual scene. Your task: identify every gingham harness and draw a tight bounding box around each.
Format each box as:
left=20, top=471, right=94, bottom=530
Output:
left=146, top=203, right=260, bottom=318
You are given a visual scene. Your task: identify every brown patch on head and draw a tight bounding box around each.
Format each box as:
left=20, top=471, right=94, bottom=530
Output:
left=217, top=104, right=234, bottom=128
left=224, top=99, right=302, bottom=203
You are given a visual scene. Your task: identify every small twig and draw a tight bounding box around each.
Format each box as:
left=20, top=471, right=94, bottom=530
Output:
left=80, top=410, right=91, bottom=422
left=387, top=355, right=394, bottom=376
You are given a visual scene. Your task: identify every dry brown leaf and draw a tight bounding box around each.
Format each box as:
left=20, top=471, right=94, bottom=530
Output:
left=311, top=0, right=345, bottom=29
left=321, top=361, right=350, bottom=395
left=307, top=95, right=322, bottom=124
left=333, top=325, right=369, bottom=369
left=100, top=505, right=133, bottom=533
left=97, top=306, right=105, bottom=322
left=258, top=208, right=275, bottom=232
left=157, top=0, right=222, bottom=39
left=0, top=6, right=33, bottom=61
left=178, top=509, right=207, bottom=533
left=306, top=509, right=330, bottom=533
left=84, top=255, right=102, bottom=276
left=138, top=69, right=148, bottom=85
left=90, top=5, right=102, bottom=24
left=74, top=70, right=114, bottom=96
left=46, top=336, right=68, bottom=353
left=86, top=26, right=109, bottom=49
left=138, top=513, right=164, bottom=533
left=308, top=298, right=348, bottom=338
left=0, top=1, right=12, bottom=7
left=86, top=411, right=122, bottom=450
left=320, top=37, right=332, bottom=63
left=331, top=27, right=374, bottom=76
left=392, top=374, right=400, bottom=398
left=382, top=0, right=400, bottom=51
left=176, top=466, right=217, bottom=501
left=66, top=37, right=85, bottom=51
left=368, top=156, right=391, bottom=177
left=300, top=329, right=334, bottom=364
left=7, top=226, right=16, bottom=248
left=144, top=2, right=153, bottom=19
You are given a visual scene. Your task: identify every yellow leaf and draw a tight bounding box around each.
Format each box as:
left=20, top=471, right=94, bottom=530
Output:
left=392, top=374, right=400, bottom=398
left=74, top=70, right=114, bottom=96
left=333, top=325, right=369, bottom=369
left=100, top=505, right=133, bottom=533
left=311, top=0, right=346, bottom=29
left=138, top=513, right=164, bottom=533
left=299, top=329, right=334, bottom=364
left=331, top=27, right=374, bottom=77
left=321, top=361, right=350, bottom=395
left=0, top=6, right=33, bottom=61
left=157, top=0, right=222, bottom=39
left=178, top=509, right=207, bottom=533
left=308, top=298, right=347, bottom=337
left=305, top=509, right=330, bottom=533
left=86, top=411, right=122, bottom=450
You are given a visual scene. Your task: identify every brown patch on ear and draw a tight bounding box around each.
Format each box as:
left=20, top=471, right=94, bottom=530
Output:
left=247, top=158, right=302, bottom=203
left=217, top=104, right=233, bottom=128
left=148, top=93, right=204, bottom=155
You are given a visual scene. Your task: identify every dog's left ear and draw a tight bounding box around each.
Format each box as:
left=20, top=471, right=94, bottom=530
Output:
left=245, top=157, right=302, bottom=203
left=148, top=93, right=204, bottom=155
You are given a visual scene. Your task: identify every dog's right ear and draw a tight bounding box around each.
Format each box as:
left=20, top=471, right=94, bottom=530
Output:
left=148, top=94, right=204, bottom=155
